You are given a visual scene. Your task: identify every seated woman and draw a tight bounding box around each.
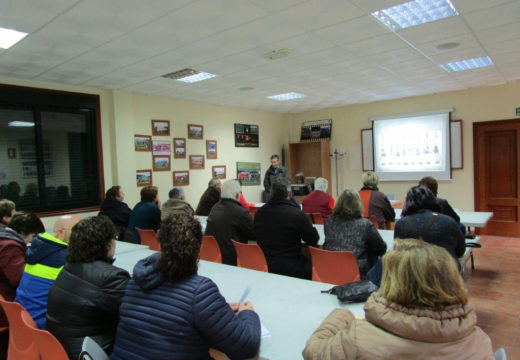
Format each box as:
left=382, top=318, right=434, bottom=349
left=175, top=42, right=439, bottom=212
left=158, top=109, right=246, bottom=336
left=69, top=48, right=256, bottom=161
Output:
left=324, top=189, right=386, bottom=277
left=358, top=172, right=395, bottom=229
left=46, top=216, right=130, bottom=359
left=303, top=239, right=494, bottom=360
left=111, top=214, right=261, bottom=360
left=394, top=186, right=465, bottom=260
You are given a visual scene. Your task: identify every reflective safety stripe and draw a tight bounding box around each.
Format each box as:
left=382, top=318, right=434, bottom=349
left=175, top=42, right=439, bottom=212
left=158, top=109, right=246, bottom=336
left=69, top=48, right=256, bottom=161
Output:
left=24, top=263, right=63, bottom=281
left=39, top=233, right=68, bottom=246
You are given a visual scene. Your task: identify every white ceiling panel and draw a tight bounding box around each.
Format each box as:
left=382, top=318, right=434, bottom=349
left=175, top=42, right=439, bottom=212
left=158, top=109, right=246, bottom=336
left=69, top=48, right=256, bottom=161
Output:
left=313, top=15, right=390, bottom=46
left=342, top=33, right=408, bottom=56
left=475, top=22, right=520, bottom=46
left=398, top=17, right=470, bottom=45
left=462, top=1, right=520, bottom=32
left=451, top=0, right=515, bottom=14
left=350, top=0, right=408, bottom=13
left=415, top=33, right=482, bottom=56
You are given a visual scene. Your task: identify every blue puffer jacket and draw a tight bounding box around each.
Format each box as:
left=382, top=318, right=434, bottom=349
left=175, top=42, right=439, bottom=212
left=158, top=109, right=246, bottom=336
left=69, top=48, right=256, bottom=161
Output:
left=15, top=233, right=68, bottom=329
left=110, top=253, right=261, bottom=360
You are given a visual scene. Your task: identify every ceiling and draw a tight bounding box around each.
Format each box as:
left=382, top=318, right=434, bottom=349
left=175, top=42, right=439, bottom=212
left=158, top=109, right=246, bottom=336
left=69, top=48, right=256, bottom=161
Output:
left=1, top=0, right=519, bottom=113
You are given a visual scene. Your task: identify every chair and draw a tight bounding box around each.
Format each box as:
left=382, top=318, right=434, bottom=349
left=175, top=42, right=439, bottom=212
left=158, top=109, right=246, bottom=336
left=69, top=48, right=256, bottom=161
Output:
left=79, top=336, right=110, bottom=360
left=200, top=235, right=222, bottom=263
left=136, top=228, right=160, bottom=251
left=309, top=247, right=361, bottom=285
left=494, top=348, right=507, bottom=360
left=0, top=298, right=39, bottom=360
left=248, top=207, right=259, bottom=220
left=311, top=213, right=325, bottom=225
left=368, top=215, right=380, bottom=229
left=21, top=311, right=68, bottom=360
left=231, top=240, right=268, bottom=272
left=304, top=212, right=314, bottom=224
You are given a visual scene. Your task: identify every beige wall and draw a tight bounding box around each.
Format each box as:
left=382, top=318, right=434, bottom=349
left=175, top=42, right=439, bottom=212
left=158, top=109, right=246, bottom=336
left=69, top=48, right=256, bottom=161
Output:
left=288, top=80, right=520, bottom=211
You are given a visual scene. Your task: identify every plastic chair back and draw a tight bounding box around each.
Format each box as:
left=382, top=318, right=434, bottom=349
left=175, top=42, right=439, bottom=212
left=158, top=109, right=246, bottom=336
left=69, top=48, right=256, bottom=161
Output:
left=0, top=298, right=39, bottom=360
left=494, top=348, right=507, bottom=360
left=200, top=235, right=222, bottom=263
left=309, top=247, right=361, bottom=285
left=79, top=336, right=110, bottom=360
left=368, top=215, right=379, bottom=229
left=311, top=213, right=325, bottom=225
left=231, top=240, right=268, bottom=272
left=304, top=212, right=314, bottom=224
left=21, top=311, right=68, bottom=360
left=359, top=190, right=371, bottom=218
left=136, top=228, right=160, bottom=250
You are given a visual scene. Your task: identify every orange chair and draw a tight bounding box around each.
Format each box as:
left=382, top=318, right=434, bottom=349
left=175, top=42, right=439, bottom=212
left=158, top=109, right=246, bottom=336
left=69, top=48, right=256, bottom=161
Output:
left=309, top=247, right=360, bottom=285
left=21, top=311, right=68, bottom=360
left=136, top=228, right=160, bottom=251
left=0, top=298, right=39, bottom=360
left=304, top=212, right=314, bottom=224
left=311, top=213, right=325, bottom=225
left=200, top=235, right=222, bottom=263
left=248, top=207, right=259, bottom=220
left=231, top=240, right=268, bottom=272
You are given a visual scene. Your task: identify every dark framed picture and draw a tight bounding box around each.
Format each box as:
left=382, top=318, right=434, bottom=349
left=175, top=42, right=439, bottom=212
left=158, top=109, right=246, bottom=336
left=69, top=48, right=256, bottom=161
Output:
left=152, top=119, right=170, bottom=136
left=206, top=140, right=217, bottom=159
left=188, top=124, right=204, bottom=139
left=234, top=123, right=259, bottom=147
left=236, top=162, right=261, bottom=186
left=174, top=138, right=186, bottom=159
left=152, top=140, right=171, bottom=156
left=212, top=165, right=226, bottom=179
left=152, top=155, right=171, bottom=171
left=136, top=169, right=153, bottom=187
left=7, top=148, right=16, bottom=159
left=134, top=134, right=152, bottom=152
left=189, top=155, right=205, bottom=169
left=173, top=171, right=190, bottom=186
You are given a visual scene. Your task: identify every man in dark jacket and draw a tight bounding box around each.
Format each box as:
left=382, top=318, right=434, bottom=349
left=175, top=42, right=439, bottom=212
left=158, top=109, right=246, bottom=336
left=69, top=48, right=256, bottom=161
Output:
left=419, top=176, right=461, bottom=223
left=195, top=178, right=221, bottom=216
left=205, top=180, right=255, bottom=265
left=161, top=187, right=194, bottom=220
left=15, top=215, right=81, bottom=329
left=263, top=154, right=289, bottom=194
left=254, top=179, right=319, bottom=280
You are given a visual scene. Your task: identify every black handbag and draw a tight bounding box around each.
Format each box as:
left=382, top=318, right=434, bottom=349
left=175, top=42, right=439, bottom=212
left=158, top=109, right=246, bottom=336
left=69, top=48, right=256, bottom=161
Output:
left=321, top=280, right=378, bottom=303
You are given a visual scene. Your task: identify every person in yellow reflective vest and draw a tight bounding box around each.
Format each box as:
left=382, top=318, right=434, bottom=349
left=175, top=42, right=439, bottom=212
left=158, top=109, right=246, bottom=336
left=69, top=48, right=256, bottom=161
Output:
left=15, top=214, right=81, bottom=329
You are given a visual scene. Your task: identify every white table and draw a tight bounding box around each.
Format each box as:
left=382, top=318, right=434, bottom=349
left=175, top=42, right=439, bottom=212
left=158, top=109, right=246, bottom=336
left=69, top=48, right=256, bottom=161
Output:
left=113, top=249, right=364, bottom=360
left=394, top=209, right=493, bottom=228
left=114, top=241, right=148, bottom=255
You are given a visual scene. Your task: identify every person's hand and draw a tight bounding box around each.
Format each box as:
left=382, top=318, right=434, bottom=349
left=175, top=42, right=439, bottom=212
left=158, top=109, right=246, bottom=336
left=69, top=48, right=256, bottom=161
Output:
left=238, top=301, right=255, bottom=312
left=228, top=302, right=239, bottom=313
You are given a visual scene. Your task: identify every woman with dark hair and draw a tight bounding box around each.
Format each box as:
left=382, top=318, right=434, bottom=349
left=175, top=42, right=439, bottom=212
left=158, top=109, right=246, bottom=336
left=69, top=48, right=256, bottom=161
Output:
left=46, top=216, right=130, bottom=359
left=111, top=214, right=261, bottom=360
left=127, top=185, right=161, bottom=243
left=99, top=186, right=132, bottom=228
left=394, top=186, right=464, bottom=260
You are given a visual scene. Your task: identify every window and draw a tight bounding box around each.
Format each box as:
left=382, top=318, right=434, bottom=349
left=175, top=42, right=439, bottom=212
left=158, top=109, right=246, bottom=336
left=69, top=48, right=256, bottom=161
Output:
left=0, top=85, right=103, bottom=214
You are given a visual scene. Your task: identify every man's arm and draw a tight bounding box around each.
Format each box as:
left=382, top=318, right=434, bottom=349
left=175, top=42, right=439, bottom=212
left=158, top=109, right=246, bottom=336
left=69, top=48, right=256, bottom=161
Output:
left=299, top=212, right=319, bottom=246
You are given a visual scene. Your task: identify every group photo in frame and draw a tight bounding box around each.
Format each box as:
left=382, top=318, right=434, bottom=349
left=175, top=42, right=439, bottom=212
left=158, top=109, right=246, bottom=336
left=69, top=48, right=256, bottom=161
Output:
left=206, top=140, right=217, bottom=159
left=189, top=155, right=205, bottom=169
left=152, top=155, right=171, bottom=171
left=152, top=140, right=171, bottom=156
left=134, top=134, right=152, bottom=152
left=188, top=124, right=204, bottom=139
left=174, top=138, right=186, bottom=159
left=151, top=119, right=170, bottom=136
left=136, top=169, right=152, bottom=186
left=173, top=171, right=190, bottom=186
left=212, top=165, right=226, bottom=179
left=234, top=123, right=259, bottom=147
left=236, top=161, right=261, bottom=186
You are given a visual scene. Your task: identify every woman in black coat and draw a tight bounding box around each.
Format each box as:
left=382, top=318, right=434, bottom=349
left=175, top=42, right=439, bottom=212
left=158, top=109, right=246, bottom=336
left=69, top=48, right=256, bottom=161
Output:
left=46, top=216, right=130, bottom=359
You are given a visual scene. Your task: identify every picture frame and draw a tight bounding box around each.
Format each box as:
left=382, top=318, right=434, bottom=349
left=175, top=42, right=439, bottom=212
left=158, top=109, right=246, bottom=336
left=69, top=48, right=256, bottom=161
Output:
left=7, top=148, right=16, bottom=159
left=188, top=124, right=204, bottom=139
left=236, top=162, right=261, bottom=186
left=173, top=171, right=190, bottom=186
left=134, top=134, right=152, bottom=152
left=212, top=165, right=226, bottom=179
left=152, top=155, right=171, bottom=171
left=151, top=119, right=170, bottom=136
left=189, top=155, right=205, bottom=169
left=234, top=123, right=259, bottom=147
left=136, top=169, right=153, bottom=187
left=206, top=140, right=217, bottom=159
left=152, top=140, right=171, bottom=156
left=174, top=138, right=186, bottom=159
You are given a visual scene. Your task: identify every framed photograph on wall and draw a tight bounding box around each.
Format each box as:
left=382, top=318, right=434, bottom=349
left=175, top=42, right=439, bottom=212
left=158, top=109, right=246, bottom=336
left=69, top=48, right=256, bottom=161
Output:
left=236, top=162, right=261, bottom=186
left=152, top=155, right=171, bottom=171
left=151, top=119, right=170, bottom=136
left=189, top=155, right=205, bottom=169
left=173, top=171, right=190, bottom=186
left=136, top=169, right=152, bottom=187
left=188, top=124, right=204, bottom=139
left=234, top=123, right=259, bottom=147
left=212, top=165, right=226, bottom=179
left=7, top=148, right=16, bottom=159
left=152, top=140, right=171, bottom=155
left=134, top=134, right=152, bottom=152
left=206, top=140, right=217, bottom=159
left=174, top=138, right=186, bottom=159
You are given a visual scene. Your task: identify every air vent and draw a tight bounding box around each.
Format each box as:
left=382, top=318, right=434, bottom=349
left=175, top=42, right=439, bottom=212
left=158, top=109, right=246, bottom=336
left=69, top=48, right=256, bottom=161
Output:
left=264, top=48, right=291, bottom=60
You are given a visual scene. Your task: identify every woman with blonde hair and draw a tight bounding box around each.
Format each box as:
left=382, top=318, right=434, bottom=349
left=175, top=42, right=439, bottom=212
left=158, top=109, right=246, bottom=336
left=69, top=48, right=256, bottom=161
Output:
left=303, top=239, right=493, bottom=360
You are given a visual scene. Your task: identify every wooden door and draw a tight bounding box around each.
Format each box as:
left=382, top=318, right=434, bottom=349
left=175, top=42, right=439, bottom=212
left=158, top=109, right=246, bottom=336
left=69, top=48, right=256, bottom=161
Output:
left=474, top=119, right=520, bottom=236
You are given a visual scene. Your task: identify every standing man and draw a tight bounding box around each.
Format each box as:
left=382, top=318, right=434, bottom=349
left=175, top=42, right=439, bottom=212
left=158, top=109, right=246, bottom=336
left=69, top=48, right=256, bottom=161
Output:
left=263, top=154, right=289, bottom=201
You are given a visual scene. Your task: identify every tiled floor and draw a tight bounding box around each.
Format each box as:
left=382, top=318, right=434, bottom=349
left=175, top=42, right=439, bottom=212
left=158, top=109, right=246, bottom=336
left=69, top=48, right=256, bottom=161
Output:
left=465, top=235, right=520, bottom=359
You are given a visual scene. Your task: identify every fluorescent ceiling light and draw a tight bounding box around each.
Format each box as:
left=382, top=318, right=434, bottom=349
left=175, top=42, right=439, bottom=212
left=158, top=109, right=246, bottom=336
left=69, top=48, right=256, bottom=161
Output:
left=441, top=56, right=493, bottom=72
left=267, top=92, right=307, bottom=101
left=176, top=71, right=217, bottom=83
left=0, top=27, right=28, bottom=49
left=371, top=0, right=459, bottom=31
left=8, top=121, right=34, bottom=127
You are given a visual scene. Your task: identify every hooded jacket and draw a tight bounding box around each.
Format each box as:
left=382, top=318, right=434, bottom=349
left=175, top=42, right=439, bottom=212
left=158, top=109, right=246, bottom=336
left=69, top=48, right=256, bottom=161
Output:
left=303, top=292, right=494, bottom=360
left=15, top=233, right=68, bottom=329
left=111, top=253, right=261, bottom=360
left=99, top=199, right=132, bottom=228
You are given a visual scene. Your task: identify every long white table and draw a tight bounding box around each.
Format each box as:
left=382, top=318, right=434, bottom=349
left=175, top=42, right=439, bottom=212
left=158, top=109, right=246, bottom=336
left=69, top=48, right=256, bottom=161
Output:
left=113, top=249, right=364, bottom=360
left=394, top=209, right=493, bottom=228
left=115, top=241, right=149, bottom=255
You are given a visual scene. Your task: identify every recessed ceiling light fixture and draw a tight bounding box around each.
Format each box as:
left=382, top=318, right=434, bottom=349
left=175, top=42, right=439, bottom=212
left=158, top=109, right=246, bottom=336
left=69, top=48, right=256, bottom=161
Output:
left=0, top=27, right=28, bottom=49
left=267, top=92, right=306, bottom=101
left=162, top=68, right=217, bottom=83
left=436, top=42, right=460, bottom=51
left=8, top=121, right=34, bottom=127
left=441, top=56, right=493, bottom=72
left=264, top=48, right=291, bottom=60
left=371, top=0, right=459, bottom=31
left=239, top=86, right=254, bottom=91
